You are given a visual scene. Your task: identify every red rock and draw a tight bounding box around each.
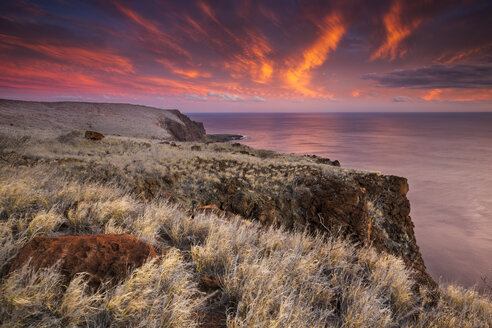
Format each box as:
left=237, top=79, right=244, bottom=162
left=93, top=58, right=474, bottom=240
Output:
left=84, top=130, right=104, bottom=140
left=6, top=234, right=157, bottom=286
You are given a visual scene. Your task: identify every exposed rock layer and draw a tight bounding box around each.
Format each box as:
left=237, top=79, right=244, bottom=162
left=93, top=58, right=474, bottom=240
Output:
left=158, top=110, right=205, bottom=141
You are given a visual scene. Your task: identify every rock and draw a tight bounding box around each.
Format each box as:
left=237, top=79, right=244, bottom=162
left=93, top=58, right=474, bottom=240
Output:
left=196, top=204, right=237, bottom=218
left=5, top=234, right=157, bottom=287
left=84, top=130, right=104, bottom=140
left=206, top=134, right=244, bottom=142
left=158, top=110, right=206, bottom=141
left=200, top=275, right=221, bottom=291
left=170, top=142, right=181, bottom=150
left=303, top=154, right=340, bottom=166
left=233, top=150, right=254, bottom=156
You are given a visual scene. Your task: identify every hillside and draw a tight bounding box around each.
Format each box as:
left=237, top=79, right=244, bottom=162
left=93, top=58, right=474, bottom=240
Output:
left=0, top=112, right=490, bottom=327
left=0, top=99, right=206, bottom=141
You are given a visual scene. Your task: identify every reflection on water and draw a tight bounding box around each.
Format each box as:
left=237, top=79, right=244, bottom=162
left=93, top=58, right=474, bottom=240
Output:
left=189, top=112, right=492, bottom=288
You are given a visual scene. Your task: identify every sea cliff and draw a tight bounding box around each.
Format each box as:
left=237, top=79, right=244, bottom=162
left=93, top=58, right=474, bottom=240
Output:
left=0, top=102, right=489, bottom=327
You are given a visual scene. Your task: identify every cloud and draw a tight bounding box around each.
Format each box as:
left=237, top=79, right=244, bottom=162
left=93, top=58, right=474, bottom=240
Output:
left=0, top=34, right=134, bottom=74
left=184, top=94, right=208, bottom=102
left=283, top=13, right=346, bottom=97
left=421, top=89, right=442, bottom=101
left=1, top=0, right=491, bottom=104
left=185, top=93, right=266, bottom=102
left=363, top=64, right=492, bottom=89
left=392, top=96, right=413, bottom=102
left=207, top=91, right=245, bottom=102
left=370, top=0, right=422, bottom=61
left=435, top=43, right=492, bottom=65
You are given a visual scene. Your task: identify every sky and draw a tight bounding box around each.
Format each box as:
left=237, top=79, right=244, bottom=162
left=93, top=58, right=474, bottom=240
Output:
left=1, top=0, right=491, bottom=112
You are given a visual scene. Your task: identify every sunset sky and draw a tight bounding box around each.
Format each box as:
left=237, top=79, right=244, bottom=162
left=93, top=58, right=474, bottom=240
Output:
left=1, top=0, right=491, bottom=112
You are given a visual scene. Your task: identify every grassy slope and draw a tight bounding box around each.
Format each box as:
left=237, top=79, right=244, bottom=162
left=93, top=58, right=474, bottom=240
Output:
left=0, top=132, right=491, bottom=327
left=0, top=98, right=204, bottom=141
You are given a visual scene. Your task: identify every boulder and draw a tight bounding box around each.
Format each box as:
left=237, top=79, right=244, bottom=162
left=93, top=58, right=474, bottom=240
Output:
left=5, top=234, right=157, bottom=287
left=84, top=130, right=104, bottom=140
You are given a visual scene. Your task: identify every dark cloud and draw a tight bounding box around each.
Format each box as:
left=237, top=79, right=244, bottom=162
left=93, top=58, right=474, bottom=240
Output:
left=392, top=96, right=413, bottom=102
left=363, top=64, right=492, bottom=89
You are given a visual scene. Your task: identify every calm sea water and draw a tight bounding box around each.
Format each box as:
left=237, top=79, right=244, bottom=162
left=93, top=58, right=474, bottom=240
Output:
left=188, top=112, right=492, bottom=288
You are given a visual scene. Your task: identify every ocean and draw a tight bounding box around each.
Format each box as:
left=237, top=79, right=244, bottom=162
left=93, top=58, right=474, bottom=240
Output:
left=188, top=112, right=492, bottom=288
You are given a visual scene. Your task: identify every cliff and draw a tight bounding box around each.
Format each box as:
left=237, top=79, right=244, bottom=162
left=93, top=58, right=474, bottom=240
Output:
left=0, top=99, right=206, bottom=141
left=0, top=129, right=432, bottom=287
left=1, top=124, right=490, bottom=327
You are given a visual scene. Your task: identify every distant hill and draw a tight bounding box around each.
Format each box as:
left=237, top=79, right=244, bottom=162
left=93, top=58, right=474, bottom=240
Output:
left=0, top=99, right=206, bottom=141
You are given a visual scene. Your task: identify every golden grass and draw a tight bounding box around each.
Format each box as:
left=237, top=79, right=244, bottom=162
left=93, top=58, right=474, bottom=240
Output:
left=0, top=132, right=491, bottom=327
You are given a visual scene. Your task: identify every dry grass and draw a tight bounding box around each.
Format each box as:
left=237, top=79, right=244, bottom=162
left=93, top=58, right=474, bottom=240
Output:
left=0, top=163, right=490, bottom=327
left=0, top=131, right=491, bottom=327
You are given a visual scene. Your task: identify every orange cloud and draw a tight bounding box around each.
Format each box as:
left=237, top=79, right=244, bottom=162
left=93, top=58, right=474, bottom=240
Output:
left=422, top=89, right=443, bottom=101
left=421, top=88, right=492, bottom=102
left=370, top=0, right=422, bottom=61
left=156, top=58, right=211, bottom=79
left=435, top=43, right=492, bottom=64
left=0, top=61, right=110, bottom=92
left=351, top=90, right=361, bottom=98
left=224, top=30, right=274, bottom=84
left=0, top=34, right=134, bottom=74
left=451, top=89, right=492, bottom=102
left=172, top=69, right=211, bottom=79
left=283, top=13, right=346, bottom=97
left=191, top=2, right=276, bottom=85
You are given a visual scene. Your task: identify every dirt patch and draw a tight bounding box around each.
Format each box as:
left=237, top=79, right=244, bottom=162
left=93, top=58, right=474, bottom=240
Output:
left=5, top=233, right=157, bottom=287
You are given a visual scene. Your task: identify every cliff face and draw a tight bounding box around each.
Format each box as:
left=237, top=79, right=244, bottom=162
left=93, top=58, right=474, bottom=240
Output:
left=0, top=116, right=433, bottom=287
left=0, top=99, right=206, bottom=141
left=158, top=110, right=206, bottom=141
left=173, top=154, right=431, bottom=286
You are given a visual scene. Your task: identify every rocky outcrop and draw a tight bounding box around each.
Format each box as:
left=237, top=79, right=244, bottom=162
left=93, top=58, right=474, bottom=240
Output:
left=158, top=110, right=206, bottom=141
left=303, top=154, right=340, bottom=166
left=126, top=158, right=433, bottom=287
left=5, top=234, right=157, bottom=287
